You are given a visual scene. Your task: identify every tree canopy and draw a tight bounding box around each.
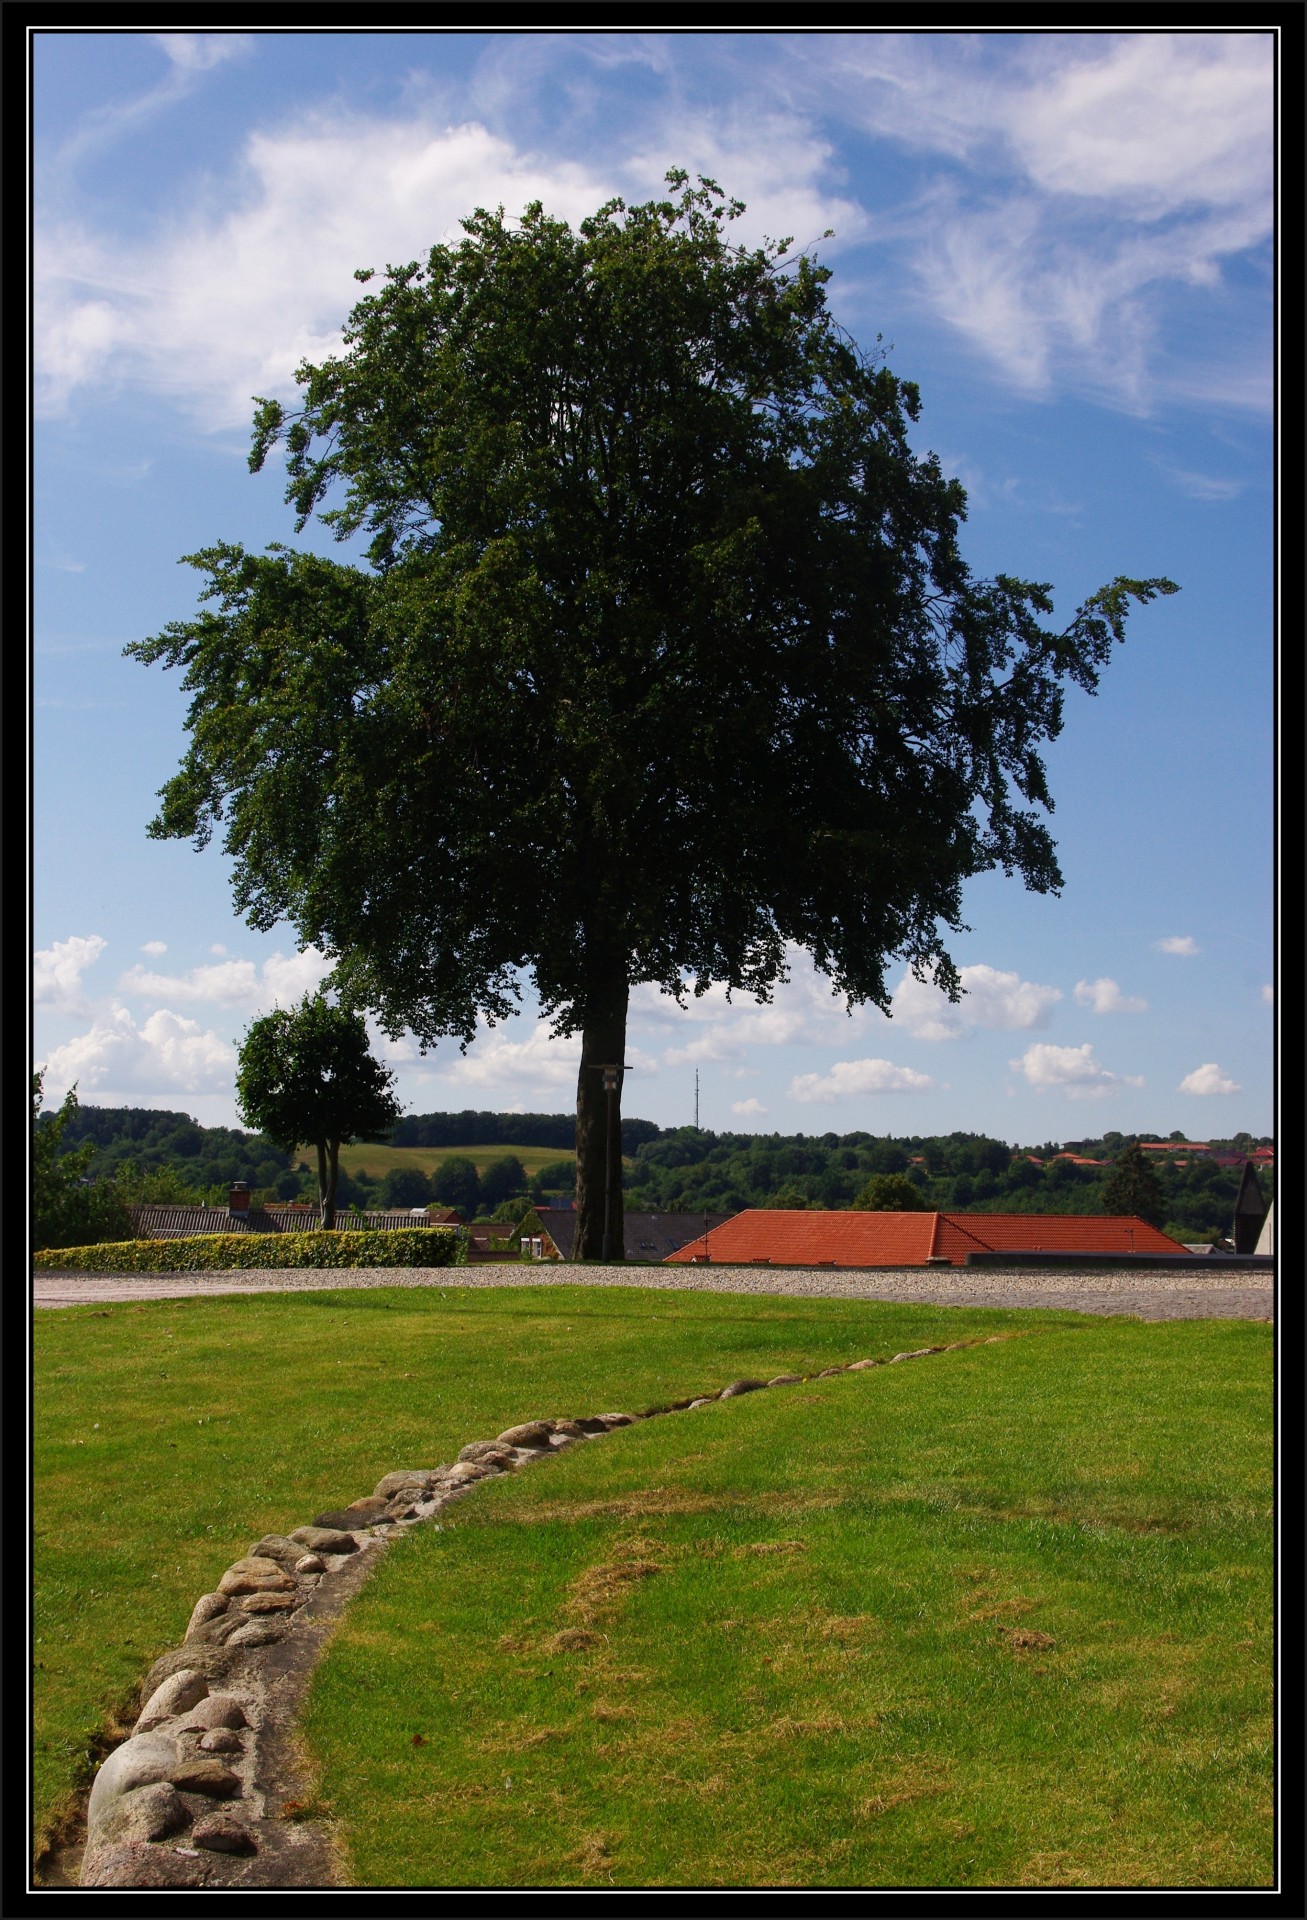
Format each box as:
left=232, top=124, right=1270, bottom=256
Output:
left=852, top=1171, right=931, bottom=1211
left=129, top=171, right=1177, bottom=1258
left=234, top=993, right=402, bottom=1228
left=32, top=1074, right=131, bottom=1252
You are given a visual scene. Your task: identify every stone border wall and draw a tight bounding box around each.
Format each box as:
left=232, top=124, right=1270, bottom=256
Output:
left=75, top=1334, right=1013, bottom=1890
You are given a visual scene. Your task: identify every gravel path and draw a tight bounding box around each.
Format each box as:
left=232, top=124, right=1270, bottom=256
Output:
left=32, top=1263, right=1273, bottom=1320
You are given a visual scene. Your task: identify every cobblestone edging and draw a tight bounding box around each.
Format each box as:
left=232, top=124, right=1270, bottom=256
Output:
left=73, top=1333, right=1004, bottom=1890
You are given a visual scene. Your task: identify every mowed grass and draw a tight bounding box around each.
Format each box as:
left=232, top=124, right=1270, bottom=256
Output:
left=34, top=1284, right=1048, bottom=1860
left=296, top=1143, right=592, bottom=1180
left=300, top=1316, right=1273, bottom=1889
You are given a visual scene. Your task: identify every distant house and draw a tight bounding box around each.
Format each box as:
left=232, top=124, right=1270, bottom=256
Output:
left=663, top=1210, right=1189, bottom=1268
left=534, top=1209, right=732, bottom=1263
left=127, top=1188, right=462, bottom=1239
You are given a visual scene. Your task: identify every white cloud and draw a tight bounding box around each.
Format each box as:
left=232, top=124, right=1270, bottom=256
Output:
left=1010, top=1042, right=1145, bottom=1097
left=39, top=1004, right=235, bottom=1100
left=631, top=947, right=872, bottom=1066
left=210, top=943, right=228, bottom=956
left=1074, top=976, right=1148, bottom=1015
left=1178, top=1062, right=1242, bottom=1096
left=731, top=1097, right=769, bottom=1117
left=36, top=120, right=623, bottom=425
left=1155, top=935, right=1200, bottom=955
left=788, top=1058, right=934, bottom=1102
left=415, top=1018, right=666, bottom=1101
left=33, top=934, right=108, bottom=1012
left=116, top=947, right=331, bottom=1009
left=1260, top=983, right=1274, bottom=1007
left=154, top=33, right=252, bottom=73
left=141, top=940, right=168, bottom=956
left=812, top=32, right=1271, bottom=410
left=892, top=963, right=1061, bottom=1041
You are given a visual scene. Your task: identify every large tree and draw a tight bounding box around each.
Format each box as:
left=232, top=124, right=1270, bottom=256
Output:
left=234, top=994, right=402, bottom=1228
left=129, top=173, right=1177, bottom=1260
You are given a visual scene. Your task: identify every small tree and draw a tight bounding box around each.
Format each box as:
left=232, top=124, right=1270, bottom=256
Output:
left=31, top=1074, right=132, bottom=1251
left=852, top=1171, right=930, bottom=1211
left=234, top=994, right=402, bottom=1228
left=430, top=1155, right=480, bottom=1218
left=380, top=1165, right=433, bottom=1210
left=1102, top=1143, right=1165, bottom=1228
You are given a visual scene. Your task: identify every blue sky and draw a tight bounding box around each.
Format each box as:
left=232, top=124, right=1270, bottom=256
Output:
left=32, top=28, right=1277, bottom=1142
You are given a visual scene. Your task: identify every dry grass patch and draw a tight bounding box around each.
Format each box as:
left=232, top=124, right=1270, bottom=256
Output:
left=734, top=1539, right=807, bottom=1558
left=858, top=1758, right=954, bottom=1818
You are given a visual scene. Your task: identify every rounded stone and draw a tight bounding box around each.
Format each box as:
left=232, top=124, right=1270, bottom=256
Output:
left=495, top=1421, right=554, bottom=1449
left=185, top=1593, right=229, bottom=1639
left=224, top=1617, right=287, bottom=1649
left=719, top=1380, right=767, bottom=1398
left=87, top=1731, right=181, bottom=1831
left=239, top=1589, right=297, bottom=1613
left=96, top=1781, right=190, bottom=1846
left=192, top=1814, right=258, bottom=1854
left=817, top=1366, right=848, bottom=1378
left=289, top=1526, right=359, bottom=1554
left=373, top=1470, right=437, bottom=1498
left=294, top=1553, right=326, bottom=1575
left=456, top=1441, right=517, bottom=1466
left=177, top=1694, right=249, bottom=1733
left=169, top=1758, right=243, bottom=1798
left=846, top=1359, right=884, bottom=1371
left=249, top=1534, right=310, bottom=1570
left=767, top=1374, right=804, bottom=1387
left=688, top=1397, right=715, bottom=1408
left=135, top=1669, right=210, bottom=1734
left=218, top=1562, right=295, bottom=1597
left=140, top=1644, right=237, bottom=1707
left=198, top=1728, right=244, bottom=1754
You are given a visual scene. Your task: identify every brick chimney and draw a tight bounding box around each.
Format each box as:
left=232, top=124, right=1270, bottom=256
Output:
left=228, top=1181, right=251, bottom=1215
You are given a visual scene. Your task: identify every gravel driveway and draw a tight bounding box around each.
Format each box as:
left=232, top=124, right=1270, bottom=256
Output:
left=32, top=1263, right=1273, bottom=1320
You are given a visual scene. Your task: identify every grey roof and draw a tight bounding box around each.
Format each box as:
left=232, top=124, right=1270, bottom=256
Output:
left=126, top=1205, right=457, bottom=1239
left=534, top=1209, right=731, bottom=1262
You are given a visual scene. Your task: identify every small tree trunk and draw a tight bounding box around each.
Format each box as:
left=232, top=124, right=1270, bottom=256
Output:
left=317, top=1139, right=340, bottom=1231
left=573, top=971, right=629, bottom=1262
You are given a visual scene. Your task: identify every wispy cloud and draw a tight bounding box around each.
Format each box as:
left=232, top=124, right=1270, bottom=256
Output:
left=1155, top=935, right=1200, bottom=955
left=116, top=947, right=332, bottom=1009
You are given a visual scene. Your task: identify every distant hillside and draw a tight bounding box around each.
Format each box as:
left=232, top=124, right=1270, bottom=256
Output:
left=39, top=1105, right=1271, bottom=1241
left=391, top=1109, right=662, bottom=1153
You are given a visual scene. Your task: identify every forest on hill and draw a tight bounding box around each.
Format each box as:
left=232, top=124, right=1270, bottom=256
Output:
left=39, top=1102, right=1271, bottom=1244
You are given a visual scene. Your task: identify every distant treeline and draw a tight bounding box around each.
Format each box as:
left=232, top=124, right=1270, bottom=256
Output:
left=391, top=1109, right=662, bottom=1153
left=41, top=1104, right=1271, bottom=1243
left=42, top=1103, right=297, bottom=1198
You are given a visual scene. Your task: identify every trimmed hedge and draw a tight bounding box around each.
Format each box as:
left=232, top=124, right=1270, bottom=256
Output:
left=33, top=1228, right=466, bottom=1273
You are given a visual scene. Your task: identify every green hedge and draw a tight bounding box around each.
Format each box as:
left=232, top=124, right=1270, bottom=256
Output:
left=33, top=1228, right=466, bottom=1273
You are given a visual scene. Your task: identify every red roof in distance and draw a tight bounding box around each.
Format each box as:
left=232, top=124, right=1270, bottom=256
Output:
left=663, top=1209, right=1187, bottom=1267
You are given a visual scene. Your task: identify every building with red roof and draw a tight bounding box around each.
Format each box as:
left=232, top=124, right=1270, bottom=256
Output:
left=663, top=1210, right=1188, bottom=1267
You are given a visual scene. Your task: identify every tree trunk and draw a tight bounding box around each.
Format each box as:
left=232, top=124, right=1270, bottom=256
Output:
left=317, top=1138, right=339, bottom=1231
left=573, top=971, right=629, bottom=1262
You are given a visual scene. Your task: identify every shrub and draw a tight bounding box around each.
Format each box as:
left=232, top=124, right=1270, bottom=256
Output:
left=33, top=1228, right=466, bottom=1273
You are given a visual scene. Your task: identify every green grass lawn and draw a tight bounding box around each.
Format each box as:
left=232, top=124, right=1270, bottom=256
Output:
left=32, top=1290, right=1271, bottom=1888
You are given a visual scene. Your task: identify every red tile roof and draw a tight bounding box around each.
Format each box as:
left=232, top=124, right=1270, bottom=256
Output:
left=663, top=1209, right=1187, bottom=1267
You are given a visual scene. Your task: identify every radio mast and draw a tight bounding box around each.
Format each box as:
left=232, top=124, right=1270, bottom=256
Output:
left=694, top=1067, right=699, bottom=1131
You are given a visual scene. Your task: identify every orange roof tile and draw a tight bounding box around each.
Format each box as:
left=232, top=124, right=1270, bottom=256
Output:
left=663, top=1209, right=1188, bottom=1267
left=663, top=1209, right=941, bottom=1268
